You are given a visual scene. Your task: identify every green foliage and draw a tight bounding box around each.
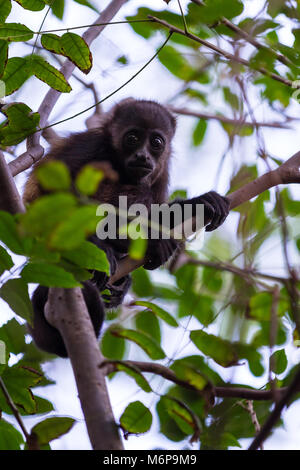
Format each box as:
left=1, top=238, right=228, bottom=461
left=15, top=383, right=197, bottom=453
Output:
left=1, top=57, right=31, bottom=96
left=110, top=326, right=166, bottom=360
left=0, top=0, right=12, bottom=23
left=0, top=23, right=33, bottom=41
left=101, top=327, right=126, bottom=360
left=0, top=278, right=33, bottom=323
left=0, top=420, right=23, bottom=450
left=30, top=417, right=75, bottom=446
left=110, top=362, right=152, bottom=393
left=30, top=55, right=72, bottom=92
left=120, top=401, right=152, bottom=434
left=15, top=0, right=45, bottom=11
left=0, top=102, right=39, bottom=144
left=35, top=161, right=71, bottom=191
left=60, top=33, right=92, bottom=74
left=134, top=300, right=178, bottom=327
left=75, top=164, right=104, bottom=196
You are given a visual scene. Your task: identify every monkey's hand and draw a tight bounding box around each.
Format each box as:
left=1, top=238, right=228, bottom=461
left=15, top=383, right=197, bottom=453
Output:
left=144, top=238, right=180, bottom=270
left=194, top=191, right=230, bottom=232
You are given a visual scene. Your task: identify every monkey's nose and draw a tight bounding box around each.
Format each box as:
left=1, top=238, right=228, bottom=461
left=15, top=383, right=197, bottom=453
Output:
left=136, top=152, right=147, bottom=162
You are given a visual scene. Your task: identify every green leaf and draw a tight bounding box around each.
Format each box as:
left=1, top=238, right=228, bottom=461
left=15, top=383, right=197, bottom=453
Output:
left=0, top=420, right=23, bottom=450
left=21, top=262, right=80, bottom=288
left=191, top=330, right=264, bottom=376
left=0, top=39, right=8, bottom=77
left=21, top=193, right=77, bottom=237
left=171, top=360, right=209, bottom=391
left=134, top=300, right=178, bottom=327
left=29, top=55, right=71, bottom=92
left=0, top=245, right=13, bottom=275
left=192, top=119, right=207, bottom=146
left=14, top=0, right=45, bottom=11
left=75, top=164, right=104, bottom=195
left=158, top=45, right=195, bottom=81
left=160, top=396, right=198, bottom=436
left=51, top=0, right=64, bottom=19
left=0, top=211, right=24, bottom=254
left=62, top=240, right=110, bottom=274
left=0, top=365, right=42, bottom=414
left=60, top=32, right=92, bottom=74
left=41, top=33, right=63, bottom=54
left=0, top=22, right=33, bottom=41
left=270, top=349, right=288, bottom=375
left=249, top=292, right=272, bottom=321
left=112, top=361, right=152, bottom=393
left=128, top=236, right=147, bottom=260
left=101, top=327, right=126, bottom=360
left=120, top=401, right=152, bottom=434
left=72, top=0, right=98, bottom=12
left=223, top=87, right=240, bottom=110
left=191, top=330, right=238, bottom=367
left=1, top=57, right=32, bottom=96
left=0, top=0, right=12, bottom=23
left=49, top=205, right=98, bottom=250
left=35, top=160, right=71, bottom=191
left=187, top=0, right=244, bottom=24
left=0, top=278, right=33, bottom=323
left=0, top=102, right=39, bottom=145
left=0, top=318, right=26, bottom=355
left=131, top=267, right=153, bottom=297
left=135, top=309, right=161, bottom=344
left=111, top=327, right=166, bottom=360
left=30, top=417, right=75, bottom=445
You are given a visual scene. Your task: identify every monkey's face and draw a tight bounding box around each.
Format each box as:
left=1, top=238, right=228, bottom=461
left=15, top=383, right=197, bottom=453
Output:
left=121, top=127, right=167, bottom=181
left=109, top=100, right=176, bottom=184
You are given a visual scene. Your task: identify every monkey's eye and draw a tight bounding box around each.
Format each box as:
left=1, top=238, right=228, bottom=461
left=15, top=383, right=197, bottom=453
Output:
left=150, top=135, right=164, bottom=150
left=124, top=132, right=139, bottom=147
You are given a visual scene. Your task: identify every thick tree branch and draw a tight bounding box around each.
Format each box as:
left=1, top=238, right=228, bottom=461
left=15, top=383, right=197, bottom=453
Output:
left=0, top=151, right=25, bottom=214
left=45, top=288, right=124, bottom=450
left=9, top=0, right=128, bottom=177
left=109, top=150, right=300, bottom=284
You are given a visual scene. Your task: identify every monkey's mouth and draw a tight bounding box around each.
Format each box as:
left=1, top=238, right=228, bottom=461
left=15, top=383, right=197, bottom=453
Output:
left=127, top=162, right=153, bottom=176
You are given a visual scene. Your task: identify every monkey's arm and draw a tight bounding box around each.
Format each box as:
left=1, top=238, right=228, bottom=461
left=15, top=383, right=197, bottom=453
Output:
left=144, top=191, right=229, bottom=270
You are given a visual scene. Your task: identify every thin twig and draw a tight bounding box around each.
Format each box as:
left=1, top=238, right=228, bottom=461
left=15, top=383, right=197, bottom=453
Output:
left=148, top=15, right=298, bottom=89
left=102, top=359, right=290, bottom=401
left=169, top=106, right=291, bottom=129
left=0, top=377, right=29, bottom=442
left=248, top=365, right=300, bottom=450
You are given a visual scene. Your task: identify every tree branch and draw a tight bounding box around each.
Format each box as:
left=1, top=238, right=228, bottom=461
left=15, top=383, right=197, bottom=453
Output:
left=147, top=15, right=298, bottom=89
left=248, top=365, right=300, bottom=450
left=169, top=106, right=291, bottom=129
left=45, top=288, right=124, bottom=450
left=102, top=359, right=289, bottom=401
left=9, top=0, right=129, bottom=177
left=0, top=151, right=25, bottom=214
left=109, top=150, right=300, bottom=284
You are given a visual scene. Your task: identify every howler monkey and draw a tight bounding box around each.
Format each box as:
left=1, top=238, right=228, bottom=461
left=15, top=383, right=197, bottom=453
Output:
left=23, top=98, right=229, bottom=357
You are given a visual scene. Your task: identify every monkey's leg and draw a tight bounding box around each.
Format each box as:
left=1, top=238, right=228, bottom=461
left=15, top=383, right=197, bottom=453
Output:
left=29, top=282, right=105, bottom=357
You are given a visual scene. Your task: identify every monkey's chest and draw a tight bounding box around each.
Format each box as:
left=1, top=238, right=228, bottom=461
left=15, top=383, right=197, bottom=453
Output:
left=95, top=182, right=154, bottom=209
